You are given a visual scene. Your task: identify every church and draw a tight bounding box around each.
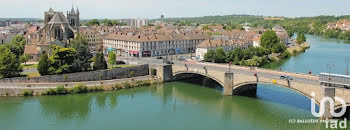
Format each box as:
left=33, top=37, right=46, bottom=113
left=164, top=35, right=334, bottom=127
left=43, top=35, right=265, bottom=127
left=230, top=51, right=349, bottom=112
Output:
left=24, top=7, right=80, bottom=60
left=37, top=7, right=80, bottom=47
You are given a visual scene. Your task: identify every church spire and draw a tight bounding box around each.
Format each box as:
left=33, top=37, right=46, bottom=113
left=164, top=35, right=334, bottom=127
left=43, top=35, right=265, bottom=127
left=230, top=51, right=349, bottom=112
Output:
left=70, top=5, right=75, bottom=14
left=76, top=6, right=79, bottom=14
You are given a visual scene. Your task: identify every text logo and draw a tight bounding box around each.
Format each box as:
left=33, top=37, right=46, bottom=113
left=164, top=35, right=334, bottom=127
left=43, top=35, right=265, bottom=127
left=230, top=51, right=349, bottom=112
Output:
left=310, top=92, right=347, bottom=118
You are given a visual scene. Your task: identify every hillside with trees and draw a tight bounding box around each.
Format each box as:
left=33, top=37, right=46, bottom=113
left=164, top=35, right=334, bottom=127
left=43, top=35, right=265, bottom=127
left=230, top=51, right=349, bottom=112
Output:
left=156, top=14, right=350, bottom=40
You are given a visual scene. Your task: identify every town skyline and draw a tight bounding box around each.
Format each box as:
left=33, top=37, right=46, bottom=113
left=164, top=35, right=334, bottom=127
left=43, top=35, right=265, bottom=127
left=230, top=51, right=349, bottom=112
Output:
left=1, top=0, right=350, bottom=19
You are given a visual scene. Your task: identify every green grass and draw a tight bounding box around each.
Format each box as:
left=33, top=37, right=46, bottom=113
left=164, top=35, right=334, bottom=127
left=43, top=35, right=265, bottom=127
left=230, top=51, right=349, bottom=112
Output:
left=22, top=64, right=38, bottom=69
left=22, top=72, right=41, bottom=77
left=109, top=64, right=136, bottom=69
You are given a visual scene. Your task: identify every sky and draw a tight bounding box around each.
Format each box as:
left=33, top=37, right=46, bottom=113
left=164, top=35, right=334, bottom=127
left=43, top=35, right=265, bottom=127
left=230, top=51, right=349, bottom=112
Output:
left=0, top=0, right=350, bottom=19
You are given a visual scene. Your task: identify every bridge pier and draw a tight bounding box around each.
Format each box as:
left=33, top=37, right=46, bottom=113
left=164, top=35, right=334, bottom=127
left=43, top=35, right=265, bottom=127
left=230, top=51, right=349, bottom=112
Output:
left=321, top=87, right=336, bottom=119
left=223, top=73, right=234, bottom=96
left=155, top=64, right=173, bottom=82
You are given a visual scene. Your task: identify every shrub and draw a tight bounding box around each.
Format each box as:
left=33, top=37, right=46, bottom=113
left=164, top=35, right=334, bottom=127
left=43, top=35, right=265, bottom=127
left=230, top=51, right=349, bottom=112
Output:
left=55, top=85, right=67, bottom=94
left=88, top=86, right=104, bottom=92
left=22, top=89, right=34, bottom=96
left=71, top=84, right=88, bottom=94
left=293, top=50, right=297, bottom=54
left=123, top=81, right=131, bottom=88
left=63, top=75, right=68, bottom=81
left=281, top=51, right=291, bottom=58
left=114, top=83, right=123, bottom=90
left=42, top=88, right=57, bottom=95
left=130, top=71, right=135, bottom=77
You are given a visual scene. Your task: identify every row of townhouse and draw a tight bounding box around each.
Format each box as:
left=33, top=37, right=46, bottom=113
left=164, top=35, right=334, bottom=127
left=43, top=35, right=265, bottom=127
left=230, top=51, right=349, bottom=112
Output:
left=196, top=38, right=253, bottom=61
left=103, top=31, right=208, bottom=57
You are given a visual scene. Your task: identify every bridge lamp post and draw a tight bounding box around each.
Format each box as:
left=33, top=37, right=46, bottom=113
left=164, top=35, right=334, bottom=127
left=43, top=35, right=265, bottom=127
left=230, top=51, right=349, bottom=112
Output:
left=280, top=76, right=293, bottom=88
left=326, top=64, right=335, bottom=86
left=346, top=57, right=349, bottom=75
left=229, top=62, right=232, bottom=73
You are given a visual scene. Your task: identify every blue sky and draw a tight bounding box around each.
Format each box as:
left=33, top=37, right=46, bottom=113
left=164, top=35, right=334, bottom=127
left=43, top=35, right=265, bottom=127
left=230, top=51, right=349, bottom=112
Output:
left=0, top=0, right=349, bottom=19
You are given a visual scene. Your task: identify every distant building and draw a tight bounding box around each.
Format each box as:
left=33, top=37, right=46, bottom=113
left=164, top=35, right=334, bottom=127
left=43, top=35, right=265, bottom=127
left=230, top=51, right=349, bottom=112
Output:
left=120, top=18, right=148, bottom=28
left=272, top=25, right=286, bottom=34
left=272, top=25, right=289, bottom=44
left=327, top=19, right=350, bottom=31
left=80, top=28, right=103, bottom=51
left=196, top=38, right=252, bottom=61
left=0, top=33, right=14, bottom=45
left=242, top=22, right=251, bottom=32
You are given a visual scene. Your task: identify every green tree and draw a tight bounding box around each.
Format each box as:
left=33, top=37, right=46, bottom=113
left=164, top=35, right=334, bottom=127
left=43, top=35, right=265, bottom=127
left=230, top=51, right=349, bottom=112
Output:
left=101, top=19, right=113, bottom=26
left=48, top=45, right=76, bottom=74
left=213, top=47, right=226, bottom=63
left=85, top=19, right=100, bottom=26
left=4, top=35, right=26, bottom=58
left=296, top=32, right=306, bottom=44
left=20, top=54, right=31, bottom=65
left=226, top=50, right=235, bottom=63
left=233, top=48, right=243, bottom=64
left=37, top=54, right=50, bottom=76
left=272, top=43, right=287, bottom=53
left=204, top=50, right=215, bottom=62
left=260, top=30, right=280, bottom=49
left=93, top=52, right=107, bottom=70
left=0, top=46, right=22, bottom=78
left=108, top=51, right=117, bottom=68
left=70, top=35, right=92, bottom=72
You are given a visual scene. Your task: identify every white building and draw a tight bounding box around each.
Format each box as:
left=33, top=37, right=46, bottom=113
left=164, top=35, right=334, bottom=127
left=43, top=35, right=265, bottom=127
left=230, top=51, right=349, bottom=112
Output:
left=103, top=31, right=207, bottom=57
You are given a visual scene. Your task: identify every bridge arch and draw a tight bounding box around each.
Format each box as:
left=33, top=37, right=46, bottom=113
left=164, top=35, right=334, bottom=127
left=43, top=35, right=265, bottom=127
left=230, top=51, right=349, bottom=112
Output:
left=233, top=81, right=321, bottom=106
left=173, top=71, right=225, bottom=87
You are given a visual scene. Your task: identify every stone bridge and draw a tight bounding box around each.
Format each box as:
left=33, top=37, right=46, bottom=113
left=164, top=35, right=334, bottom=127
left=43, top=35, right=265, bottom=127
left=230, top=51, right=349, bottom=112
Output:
left=152, top=63, right=350, bottom=119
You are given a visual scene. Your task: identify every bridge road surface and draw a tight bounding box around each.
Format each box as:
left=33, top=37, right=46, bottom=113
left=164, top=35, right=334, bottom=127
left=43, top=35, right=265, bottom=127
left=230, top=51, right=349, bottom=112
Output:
left=122, top=57, right=320, bottom=86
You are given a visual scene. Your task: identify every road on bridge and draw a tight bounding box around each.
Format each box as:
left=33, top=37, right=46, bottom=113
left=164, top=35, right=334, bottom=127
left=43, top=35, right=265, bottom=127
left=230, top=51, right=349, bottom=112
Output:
left=121, top=57, right=320, bottom=86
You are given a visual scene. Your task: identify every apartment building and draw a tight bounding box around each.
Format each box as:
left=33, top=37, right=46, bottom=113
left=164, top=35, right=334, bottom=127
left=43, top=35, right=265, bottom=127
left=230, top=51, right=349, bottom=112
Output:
left=103, top=31, right=208, bottom=57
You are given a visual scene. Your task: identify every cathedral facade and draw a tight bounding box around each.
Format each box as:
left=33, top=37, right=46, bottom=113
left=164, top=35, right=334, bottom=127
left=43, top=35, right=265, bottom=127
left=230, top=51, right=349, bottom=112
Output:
left=37, top=7, right=80, bottom=48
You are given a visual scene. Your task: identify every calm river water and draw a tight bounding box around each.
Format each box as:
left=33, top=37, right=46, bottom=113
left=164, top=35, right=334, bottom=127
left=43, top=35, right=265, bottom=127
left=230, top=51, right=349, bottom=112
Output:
left=0, top=35, right=349, bottom=130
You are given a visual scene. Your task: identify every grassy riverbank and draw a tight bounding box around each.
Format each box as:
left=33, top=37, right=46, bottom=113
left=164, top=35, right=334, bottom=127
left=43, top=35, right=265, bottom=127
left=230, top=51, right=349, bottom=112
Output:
left=16, top=79, right=161, bottom=96
left=287, top=43, right=310, bottom=55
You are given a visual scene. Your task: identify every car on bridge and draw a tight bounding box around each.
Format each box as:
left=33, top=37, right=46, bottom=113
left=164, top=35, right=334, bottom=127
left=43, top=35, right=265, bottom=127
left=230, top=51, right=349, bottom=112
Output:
left=280, top=76, right=293, bottom=80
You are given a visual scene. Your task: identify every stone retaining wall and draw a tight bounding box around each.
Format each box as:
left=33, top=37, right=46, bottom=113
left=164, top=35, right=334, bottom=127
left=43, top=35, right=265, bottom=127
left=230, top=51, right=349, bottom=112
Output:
left=0, top=64, right=149, bottom=83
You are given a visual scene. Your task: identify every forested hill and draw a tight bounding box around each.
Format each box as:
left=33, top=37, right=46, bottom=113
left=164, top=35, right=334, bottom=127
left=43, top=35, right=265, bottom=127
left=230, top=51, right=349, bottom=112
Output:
left=154, top=14, right=350, bottom=40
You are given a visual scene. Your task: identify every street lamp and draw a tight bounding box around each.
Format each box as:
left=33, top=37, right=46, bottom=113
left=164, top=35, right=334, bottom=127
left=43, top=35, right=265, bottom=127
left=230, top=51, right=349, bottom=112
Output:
left=229, top=62, right=232, bottom=73
left=326, top=64, right=335, bottom=86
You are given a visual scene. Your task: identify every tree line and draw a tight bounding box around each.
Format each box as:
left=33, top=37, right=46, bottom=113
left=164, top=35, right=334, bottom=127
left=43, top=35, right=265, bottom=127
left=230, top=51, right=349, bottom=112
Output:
left=204, top=30, right=290, bottom=67
left=85, top=19, right=127, bottom=26
left=160, top=14, right=350, bottom=40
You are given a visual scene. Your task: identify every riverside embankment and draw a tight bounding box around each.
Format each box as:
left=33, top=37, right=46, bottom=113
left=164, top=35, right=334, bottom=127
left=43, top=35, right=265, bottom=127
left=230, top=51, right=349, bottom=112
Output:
left=0, top=64, right=161, bottom=96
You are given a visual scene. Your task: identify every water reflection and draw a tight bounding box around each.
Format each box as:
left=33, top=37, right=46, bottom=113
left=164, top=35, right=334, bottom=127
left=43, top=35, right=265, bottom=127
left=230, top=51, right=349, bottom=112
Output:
left=0, top=82, right=340, bottom=130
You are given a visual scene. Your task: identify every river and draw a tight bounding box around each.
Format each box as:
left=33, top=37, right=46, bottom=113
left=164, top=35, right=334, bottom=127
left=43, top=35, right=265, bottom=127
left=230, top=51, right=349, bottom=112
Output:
left=0, top=35, right=349, bottom=130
